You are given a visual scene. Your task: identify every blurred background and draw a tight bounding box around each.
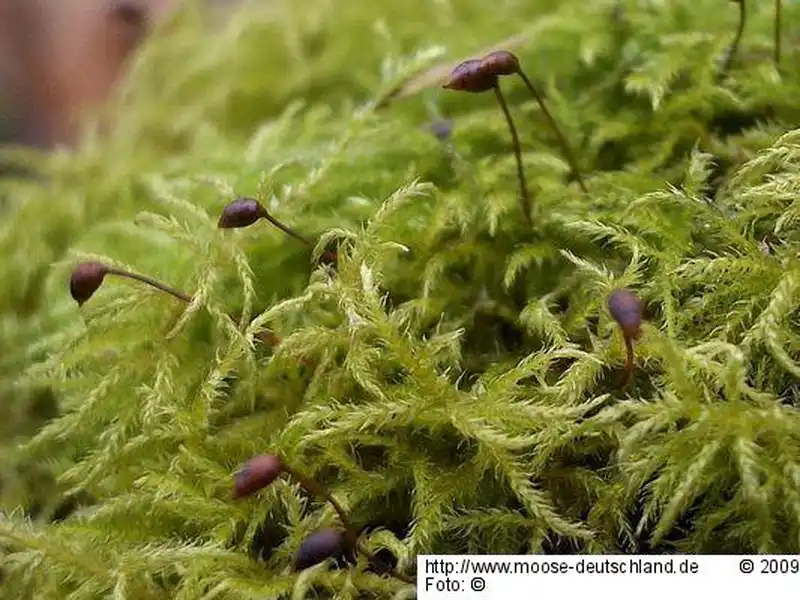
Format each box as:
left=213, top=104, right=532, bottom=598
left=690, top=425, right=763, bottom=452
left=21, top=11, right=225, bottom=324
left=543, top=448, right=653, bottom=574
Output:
left=0, top=0, right=798, bottom=568
left=0, top=0, right=178, bottom=149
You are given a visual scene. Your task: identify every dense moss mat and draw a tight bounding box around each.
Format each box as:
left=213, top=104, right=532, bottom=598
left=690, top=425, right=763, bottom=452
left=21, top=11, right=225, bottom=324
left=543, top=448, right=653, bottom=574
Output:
left=0, top=0, right=799, bottom=597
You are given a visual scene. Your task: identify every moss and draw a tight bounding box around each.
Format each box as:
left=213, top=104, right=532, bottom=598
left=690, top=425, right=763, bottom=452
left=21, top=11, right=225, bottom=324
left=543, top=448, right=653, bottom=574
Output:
left=0, top=0, right=799, bottom=597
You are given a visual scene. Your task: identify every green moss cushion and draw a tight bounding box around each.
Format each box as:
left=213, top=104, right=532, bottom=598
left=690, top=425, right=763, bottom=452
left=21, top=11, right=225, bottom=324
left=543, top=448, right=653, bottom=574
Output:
left=0, top=1, right=798, bottom=597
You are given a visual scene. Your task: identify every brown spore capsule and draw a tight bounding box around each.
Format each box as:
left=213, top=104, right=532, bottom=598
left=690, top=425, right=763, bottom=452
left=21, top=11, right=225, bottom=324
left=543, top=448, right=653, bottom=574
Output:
left=607, top=288, right=643, bottom=340
left=218, top=197, right=267, bottom=229
left=70, top=262, right=109, bottom=306
left=232, top=454, right=283, bottom=499
left=479, top=50, right=520, bottom=77
left=294, top=528, right=347, bottom=571
left=319, top=247, right=339, bottom=269
left=442, top=59, right=497, bottom=93
left=442, top=55, right=532, bottom=224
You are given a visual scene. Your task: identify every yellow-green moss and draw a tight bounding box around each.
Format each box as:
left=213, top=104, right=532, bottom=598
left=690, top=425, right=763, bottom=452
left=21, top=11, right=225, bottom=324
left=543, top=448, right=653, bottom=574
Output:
left=0, top=0, right=799, bottom=597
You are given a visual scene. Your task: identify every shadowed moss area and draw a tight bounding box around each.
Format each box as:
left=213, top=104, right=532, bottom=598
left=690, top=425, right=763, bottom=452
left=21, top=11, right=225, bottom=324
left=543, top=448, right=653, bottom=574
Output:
left=0, top=0, right=799, bottom=597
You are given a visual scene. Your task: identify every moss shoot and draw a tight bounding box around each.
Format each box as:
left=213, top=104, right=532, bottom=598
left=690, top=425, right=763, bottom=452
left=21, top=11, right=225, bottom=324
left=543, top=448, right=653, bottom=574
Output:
left=0, top=0, right=799, bottom=598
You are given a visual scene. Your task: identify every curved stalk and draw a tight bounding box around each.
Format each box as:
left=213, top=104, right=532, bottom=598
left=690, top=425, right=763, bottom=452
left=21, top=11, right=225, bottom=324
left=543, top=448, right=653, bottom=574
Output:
left=719, top=0, right=746, bottom=78
left=106, top=267, right=193, bottom=304
left=218, top=196, right=337, bottom=265
left=622, top=335, right=635, bottom=388
left=493, top=84, right=533, bottom=226
left=260, top=212, right=314, bottom=247
left=282, top=465, right=415, bottom=584
left=515, top=70, right=588, bottom=194
left=774, top=0, right=782, bottom=67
